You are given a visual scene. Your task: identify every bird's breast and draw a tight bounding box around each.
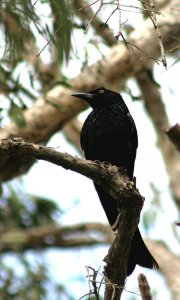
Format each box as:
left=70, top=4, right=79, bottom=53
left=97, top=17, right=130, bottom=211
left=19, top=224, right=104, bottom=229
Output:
left=81, top=103, right=138, bottom=179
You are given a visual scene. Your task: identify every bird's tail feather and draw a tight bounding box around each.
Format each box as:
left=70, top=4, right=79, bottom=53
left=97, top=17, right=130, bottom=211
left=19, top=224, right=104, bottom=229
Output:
left=127, top=228, right=159, bottom=275
left=94, top=185, right=159, bottom=275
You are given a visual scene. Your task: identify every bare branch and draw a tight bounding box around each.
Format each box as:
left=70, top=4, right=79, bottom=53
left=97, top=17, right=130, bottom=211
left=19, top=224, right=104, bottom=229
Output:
left=83, top=266, right=102, bottom=300
left=0, top=138, right=142, bottom=204
left=74, top=0, right=115, bottom=45
left=0, top=0, right=179, bottom=183
left=0, top=222, right=111, bottom=253
left=74, top=2, right=180, bottom=214
left=138, top=273, right=152, bottom=300
left=0, top=138, right=144, bottom=299
left=103, top=194, right=142, bottom=300
left=62, top=118, right=82, bottom=153
left=146, top=240, right=180, bottom=300
left=136, top=70, right=180, bottom=210
left=142, top=0, right=167, bottom=67
left=165, top=124, right=180, bottom=152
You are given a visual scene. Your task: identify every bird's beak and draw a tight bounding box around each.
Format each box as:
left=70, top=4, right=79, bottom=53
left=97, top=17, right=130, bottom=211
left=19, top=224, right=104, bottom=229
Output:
left=71, top=92, right=95, bottom=102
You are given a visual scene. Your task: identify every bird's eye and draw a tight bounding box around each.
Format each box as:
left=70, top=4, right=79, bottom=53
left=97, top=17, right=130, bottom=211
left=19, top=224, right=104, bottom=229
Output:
left=98, top=89, right=104, bottom=94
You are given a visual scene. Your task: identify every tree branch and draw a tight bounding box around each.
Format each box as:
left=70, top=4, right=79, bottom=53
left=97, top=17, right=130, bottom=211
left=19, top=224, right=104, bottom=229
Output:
left=74, top=0, right=115, bottom=45
left=0, top=138, right=142, bottom=206
left=138, top=273, right=152, bottom=300
left=137, top=69, right=180, bottom=210
left=0, top=0, right=179, bottom=182
left=146, top=240, right=180, bottom=300
left=63, top=1, right=180, bottom=218
left=0, top=138, right=144, bottom=299
left=62, top=118, right=82, bottom=153
left=104, top=201, right=142, bottom=300
left=165, top=124, right=180, bottom=152
left=0, top=222, right=112, bottom=252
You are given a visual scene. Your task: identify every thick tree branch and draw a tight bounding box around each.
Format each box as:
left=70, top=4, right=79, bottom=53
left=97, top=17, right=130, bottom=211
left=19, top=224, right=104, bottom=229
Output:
left=0, top=138, right=144, bottom=299
left=0, top=89, right=88, bottom=182
left=104, top=203, right=142, bottom=300
left=165, top=124, right=180, bottom=152
left=62, top=118, right=82, bottom=153
left=74, top=0, right=115, bottom=45
left=136, top=70, right=180, bottom=210
left=0, top=0, right=179, bottom=182
left=62, top=0, right=115, bottom=154
left=0, top=223, right=112, bottom=252
left=146, top=240, right=180, bottom=300
left=0, top=138, right=142, bottom=206
left=67, top=1, right=180, bottom=217
left=0, top=217, right=179, bottom=300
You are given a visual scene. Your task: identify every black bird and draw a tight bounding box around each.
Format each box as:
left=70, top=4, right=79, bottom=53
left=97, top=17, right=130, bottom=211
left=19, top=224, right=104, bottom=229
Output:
left=72, top=87, right=159, bottom=275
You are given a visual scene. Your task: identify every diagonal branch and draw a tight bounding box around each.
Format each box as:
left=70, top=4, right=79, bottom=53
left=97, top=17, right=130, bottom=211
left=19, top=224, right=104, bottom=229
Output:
left=165, top=123, right=180, bottom=152
left=136, top=70, right=180, bottom=210
left=146, top=240, right=180, bottom=300
left=73, top=0, right=180, bottom=215
left=0, top=0, right=179, bottom=183
left=0, top=138, right=144, bottom=300
left=62, top=118, right=82, bottom=152
left=74, top=0, right=115, bottom=45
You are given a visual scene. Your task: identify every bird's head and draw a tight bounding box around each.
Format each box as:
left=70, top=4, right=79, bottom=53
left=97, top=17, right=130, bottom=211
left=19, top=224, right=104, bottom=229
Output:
left=72, top=87, right=121, bottom=109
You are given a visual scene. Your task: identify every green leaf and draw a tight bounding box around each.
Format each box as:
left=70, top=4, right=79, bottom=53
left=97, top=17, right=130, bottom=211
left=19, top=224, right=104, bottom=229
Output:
left=8, top=102, right=26, bottom=127
left=49, top=0, right=73, bottom=63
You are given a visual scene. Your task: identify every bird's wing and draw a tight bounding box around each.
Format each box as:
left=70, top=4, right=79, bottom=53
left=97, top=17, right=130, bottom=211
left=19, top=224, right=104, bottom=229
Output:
left=81, top=108, right=138, bottom=179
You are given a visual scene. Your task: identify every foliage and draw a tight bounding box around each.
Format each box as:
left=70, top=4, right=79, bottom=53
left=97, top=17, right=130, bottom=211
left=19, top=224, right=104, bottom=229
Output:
left=0, top=184, right=60, bottom=230
left=0, top=0, right=179, bottom=299
left=0, top=184, right=68, bottom=299
left=0, top=256, right=71, bottom=300
left=0, top=0, right=75, bottom=126
left=0, top=0, right=73, bottom=65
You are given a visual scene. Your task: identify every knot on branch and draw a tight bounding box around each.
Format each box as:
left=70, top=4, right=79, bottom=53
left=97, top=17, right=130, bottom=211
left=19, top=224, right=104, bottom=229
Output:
left=165, top=123, right=180, bottom=152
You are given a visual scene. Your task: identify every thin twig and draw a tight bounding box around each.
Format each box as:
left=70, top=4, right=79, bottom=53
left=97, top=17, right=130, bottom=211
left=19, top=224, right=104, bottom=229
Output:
left=84, top=1, right=104, bottom=33
left=79, top=0, right=99, bottom=11
left=37, top=25, right=61, bottom=57
left=142, top=0, right=167, bottom=68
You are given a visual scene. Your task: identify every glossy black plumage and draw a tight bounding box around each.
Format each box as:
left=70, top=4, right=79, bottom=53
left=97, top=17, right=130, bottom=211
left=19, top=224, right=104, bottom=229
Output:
left=72, top=87, right=158, bottom=275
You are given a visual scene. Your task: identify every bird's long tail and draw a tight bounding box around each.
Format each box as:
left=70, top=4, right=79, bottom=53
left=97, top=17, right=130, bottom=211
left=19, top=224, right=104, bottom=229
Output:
left=94, top=185, right=159, bottom=275
left=127, top=227, right=159, bottom=275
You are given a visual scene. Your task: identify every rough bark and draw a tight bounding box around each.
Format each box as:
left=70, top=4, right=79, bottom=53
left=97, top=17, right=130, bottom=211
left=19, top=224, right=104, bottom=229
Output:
left=0, top=138, right=144, bottom=299
left=104, top=201, right=142, bottom=300
left=0, top=138, right=142, bottom=204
